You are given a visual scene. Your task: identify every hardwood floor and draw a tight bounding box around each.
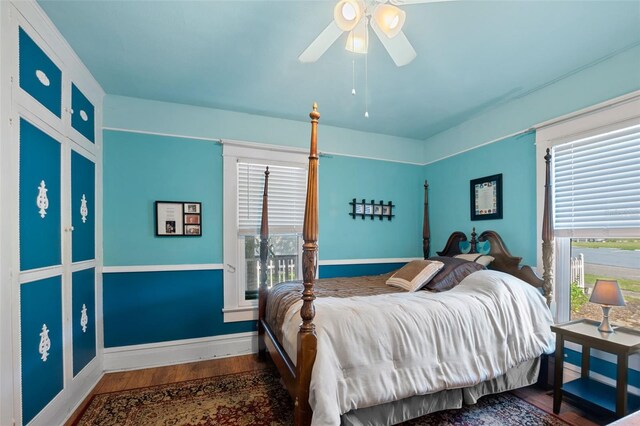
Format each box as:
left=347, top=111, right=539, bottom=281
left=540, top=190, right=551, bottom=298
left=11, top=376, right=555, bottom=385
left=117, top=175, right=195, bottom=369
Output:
left=66, top=355, right=617, bottom=425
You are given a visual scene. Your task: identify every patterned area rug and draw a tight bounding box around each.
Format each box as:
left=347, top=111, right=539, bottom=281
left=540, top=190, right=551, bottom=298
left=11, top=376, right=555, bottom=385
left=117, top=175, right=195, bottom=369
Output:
left=75, top=369, right=570, bottom=425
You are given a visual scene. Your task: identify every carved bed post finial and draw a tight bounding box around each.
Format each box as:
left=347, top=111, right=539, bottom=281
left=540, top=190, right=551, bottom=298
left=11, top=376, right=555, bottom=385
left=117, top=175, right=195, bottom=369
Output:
left=258, top=166, right=270, bottom=359
left=542, top=148, right=554, bottom=306
left=423, top=180, right=430, bottom=259
left=295, top=103, right=320, bottom=425
left=470, top=227, right=477, bottom=254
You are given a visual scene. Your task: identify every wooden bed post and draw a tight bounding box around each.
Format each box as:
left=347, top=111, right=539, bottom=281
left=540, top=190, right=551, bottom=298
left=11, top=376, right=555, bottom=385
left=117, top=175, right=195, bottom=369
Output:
left=542, top=148, right=554, bottom=306
left=423, top=180, right=430, bottom=259
left=295, top=103, right=320, bottom=426
left=258, top=167, right=270, bottom=359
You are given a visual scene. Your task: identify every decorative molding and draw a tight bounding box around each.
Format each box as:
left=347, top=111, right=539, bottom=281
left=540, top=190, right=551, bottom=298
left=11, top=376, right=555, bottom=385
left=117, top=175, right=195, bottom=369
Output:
left=80, top=194, right=88, bottom=223
left=318, top=257, right=419, bottom=266
left=36, top=179, right=48, bottom=218
left=35, top=69, right=49, bottom=87
left=80, top=304, right=88, bottom=333
left=102, top=263, right=223, bottom=273
left=103, top=127, right=222, bottom=143
left=103, top=332, right=258, bottom=372
left=38, top=324, right=50, bottom=362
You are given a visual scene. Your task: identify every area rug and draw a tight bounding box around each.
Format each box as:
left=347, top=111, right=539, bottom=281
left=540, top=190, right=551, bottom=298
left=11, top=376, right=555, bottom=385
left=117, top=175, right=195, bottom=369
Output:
left=75, top=368, right=570, bottom=425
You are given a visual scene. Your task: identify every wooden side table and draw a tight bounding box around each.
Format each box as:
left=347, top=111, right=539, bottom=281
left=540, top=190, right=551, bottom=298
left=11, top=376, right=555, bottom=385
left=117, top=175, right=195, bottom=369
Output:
left=551, top=319, right=640, bottom=418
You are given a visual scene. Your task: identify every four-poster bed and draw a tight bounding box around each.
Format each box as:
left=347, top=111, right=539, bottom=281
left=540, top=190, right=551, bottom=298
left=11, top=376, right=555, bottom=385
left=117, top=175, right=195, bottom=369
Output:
left=257, top=104, right=555, bottom=425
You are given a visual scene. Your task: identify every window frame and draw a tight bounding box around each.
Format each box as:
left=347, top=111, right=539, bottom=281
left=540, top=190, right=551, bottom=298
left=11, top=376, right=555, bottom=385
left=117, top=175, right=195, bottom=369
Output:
left=222, top=140, right=308, bottom=322
left=535, top=92, right=640, bottom=322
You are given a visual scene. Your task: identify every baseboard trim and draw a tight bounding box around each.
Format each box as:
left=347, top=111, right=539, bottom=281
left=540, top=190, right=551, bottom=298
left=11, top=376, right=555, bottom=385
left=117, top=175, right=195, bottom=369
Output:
left=103, top=332, right=258, bottom=372
left=29, top=357, right=102, bottom=426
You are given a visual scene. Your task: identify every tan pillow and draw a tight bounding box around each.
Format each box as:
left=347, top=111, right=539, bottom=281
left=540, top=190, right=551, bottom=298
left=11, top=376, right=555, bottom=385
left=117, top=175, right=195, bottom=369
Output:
left=386, top=260, right=444, bottom=292
left=454, top=254, right=495, bottom=267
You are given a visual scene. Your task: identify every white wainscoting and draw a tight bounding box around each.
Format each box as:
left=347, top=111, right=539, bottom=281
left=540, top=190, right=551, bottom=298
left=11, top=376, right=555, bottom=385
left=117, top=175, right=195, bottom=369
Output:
left=103, top=331, right=258, bottom=372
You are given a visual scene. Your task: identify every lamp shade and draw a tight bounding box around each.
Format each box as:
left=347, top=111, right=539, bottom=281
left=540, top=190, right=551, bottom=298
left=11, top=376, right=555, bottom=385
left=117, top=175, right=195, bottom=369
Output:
left=345, top=17, right=368, bottom=54
left=334, top=0, right=363, bottom=32
left=373, top=4, right=406, bottom=39
left=589, top=279, right=626, bottom=306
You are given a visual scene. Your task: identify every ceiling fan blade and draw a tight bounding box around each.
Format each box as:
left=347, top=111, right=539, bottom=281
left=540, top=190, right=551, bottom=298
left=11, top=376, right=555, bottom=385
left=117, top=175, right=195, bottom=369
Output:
left=298, top=20, right=344, bottom=63
left=389, top=0, right=455, bottom=4
left=370, top=20, right=416, bottom=66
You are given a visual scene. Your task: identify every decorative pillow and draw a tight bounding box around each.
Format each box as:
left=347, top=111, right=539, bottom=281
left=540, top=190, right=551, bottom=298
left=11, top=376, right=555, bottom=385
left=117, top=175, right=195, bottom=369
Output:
left=386, top=260, right=444, bottom=292
left=454, top=253, right=495, bottom=267
left=424, top=256, right=485, bottom=292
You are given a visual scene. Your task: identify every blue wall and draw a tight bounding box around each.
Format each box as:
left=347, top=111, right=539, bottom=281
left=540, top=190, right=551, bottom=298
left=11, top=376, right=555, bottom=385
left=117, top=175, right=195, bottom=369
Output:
left=423, top=132, right=537, bottom=265
left=103, top=270, right=253, bottom=347
left=105, top=95, right=425, bottom=164
left=320, top=155, right=424, bottom=260
left=103, top=128, right=424, bottom=347
left=104, top=130, right=222, bottom=266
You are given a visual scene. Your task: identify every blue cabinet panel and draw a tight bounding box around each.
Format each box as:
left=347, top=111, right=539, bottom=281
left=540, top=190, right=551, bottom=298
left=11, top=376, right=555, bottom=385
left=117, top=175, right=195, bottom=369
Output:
left=20, top=119, right=61, bottom=271
left=20, top=276, right=63, bottom=424
left=71, top=84, right=95, bottom=143
left=71, top=151, right=95, bottom=262
left=72, top=268, right=96, bottom=376
left=18, top=27, right=62, bottom=118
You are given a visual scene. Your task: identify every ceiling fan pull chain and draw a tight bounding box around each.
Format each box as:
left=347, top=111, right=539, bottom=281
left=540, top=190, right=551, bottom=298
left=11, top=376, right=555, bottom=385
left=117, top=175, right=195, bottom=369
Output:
left=352, top=59, right=356, bottom=96
left=364, top=50, right=369, bottom=118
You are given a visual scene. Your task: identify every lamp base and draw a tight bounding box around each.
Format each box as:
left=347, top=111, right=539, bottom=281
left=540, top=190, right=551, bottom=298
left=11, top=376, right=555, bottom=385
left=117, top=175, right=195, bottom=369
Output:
left=597, top=305, right=614, bottom=333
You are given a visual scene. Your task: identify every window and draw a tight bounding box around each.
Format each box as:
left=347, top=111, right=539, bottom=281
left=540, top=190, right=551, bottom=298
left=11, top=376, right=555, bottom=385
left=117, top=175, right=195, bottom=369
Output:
left=536, top=93, right=640, bottom=325
left=222, top=141, right=308, bottom=322
left=237, top=162, right=306, bottom=300
left=569, top=238, right=640, bottom=329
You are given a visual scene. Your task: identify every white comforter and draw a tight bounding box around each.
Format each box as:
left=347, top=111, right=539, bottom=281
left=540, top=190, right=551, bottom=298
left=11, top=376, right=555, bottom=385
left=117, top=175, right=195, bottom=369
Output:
left=281, top=270, right=555, bottom=426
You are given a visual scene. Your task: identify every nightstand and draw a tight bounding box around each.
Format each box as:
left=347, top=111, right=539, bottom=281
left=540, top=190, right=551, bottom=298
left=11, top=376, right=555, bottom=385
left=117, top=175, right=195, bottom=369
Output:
left=551, top=319, right=640, bottom=418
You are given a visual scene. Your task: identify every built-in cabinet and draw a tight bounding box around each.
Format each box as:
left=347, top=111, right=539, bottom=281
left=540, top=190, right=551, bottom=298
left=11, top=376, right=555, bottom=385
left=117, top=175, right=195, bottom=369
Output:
left=7, top=8, right=103, bottom=424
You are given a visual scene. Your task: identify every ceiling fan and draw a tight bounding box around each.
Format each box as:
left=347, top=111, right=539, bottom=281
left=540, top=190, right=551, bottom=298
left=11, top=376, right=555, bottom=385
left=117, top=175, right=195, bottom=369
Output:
left=298, top=0, right=453, bottom=67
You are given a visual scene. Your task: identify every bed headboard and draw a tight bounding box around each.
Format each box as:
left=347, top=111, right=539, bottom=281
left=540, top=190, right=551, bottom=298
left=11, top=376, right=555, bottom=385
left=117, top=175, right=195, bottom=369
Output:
left=436, top=228, right=545, bottom=292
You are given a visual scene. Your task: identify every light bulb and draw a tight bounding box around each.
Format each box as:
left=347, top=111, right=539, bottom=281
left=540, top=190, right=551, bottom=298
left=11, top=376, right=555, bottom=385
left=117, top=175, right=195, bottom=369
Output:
left=352, top=88, right=356, bottom=95
left=364, top=111, right=369, bottom=118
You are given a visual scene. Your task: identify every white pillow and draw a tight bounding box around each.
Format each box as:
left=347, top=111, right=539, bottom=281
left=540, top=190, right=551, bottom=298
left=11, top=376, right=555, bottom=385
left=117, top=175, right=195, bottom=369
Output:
left=454, top=254, right=495, bottom=267
left=386, top=260, right=444, bottom=292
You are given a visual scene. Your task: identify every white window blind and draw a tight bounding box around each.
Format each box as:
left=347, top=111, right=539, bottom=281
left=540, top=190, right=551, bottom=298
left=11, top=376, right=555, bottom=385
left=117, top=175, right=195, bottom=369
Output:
left=237, top=162, right=307, bottom=235
left=553, top=124, right=640, bottom=238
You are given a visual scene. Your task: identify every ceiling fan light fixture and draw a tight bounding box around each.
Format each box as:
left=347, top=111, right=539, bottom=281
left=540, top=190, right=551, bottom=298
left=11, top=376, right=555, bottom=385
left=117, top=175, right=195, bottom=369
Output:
left=373, top=4, right=406, bottom=38
left=345, top=17, right=368, bottom=54
left=334, top=0, right=363, bottom=32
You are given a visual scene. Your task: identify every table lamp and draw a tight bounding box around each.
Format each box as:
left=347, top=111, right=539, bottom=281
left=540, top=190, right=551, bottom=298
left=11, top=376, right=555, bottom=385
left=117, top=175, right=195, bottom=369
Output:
left=589, top=279, right=625, bottom=333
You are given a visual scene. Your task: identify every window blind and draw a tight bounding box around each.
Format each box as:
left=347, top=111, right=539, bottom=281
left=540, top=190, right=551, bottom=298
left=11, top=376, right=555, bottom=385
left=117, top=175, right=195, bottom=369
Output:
left=237, top=162, right=307, bottom=235
left=553, top=124, right=640, bottom=238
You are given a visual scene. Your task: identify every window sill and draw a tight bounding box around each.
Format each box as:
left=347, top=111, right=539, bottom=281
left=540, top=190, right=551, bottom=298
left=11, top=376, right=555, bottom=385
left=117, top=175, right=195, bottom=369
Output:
left=223, top=305, right=258, bottom=323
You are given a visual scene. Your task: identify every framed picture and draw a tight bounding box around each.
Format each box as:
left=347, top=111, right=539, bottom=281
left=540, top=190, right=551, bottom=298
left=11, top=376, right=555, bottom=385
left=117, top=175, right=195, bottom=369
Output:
left=155, top=201, right=202, bottom=236
left=185, top=225, right=201, bottom=235
left=184, top=203, right=200, bottom=214
left=470, top=174, right=503, bottom=221
left=349, top=198, right=394, bottom=221
left=185, top=214, right=200, bottom=224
